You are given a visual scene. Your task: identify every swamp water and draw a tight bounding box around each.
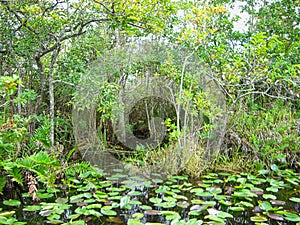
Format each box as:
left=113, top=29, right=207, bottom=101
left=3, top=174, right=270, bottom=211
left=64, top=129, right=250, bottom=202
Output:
left=1, top=169, right=300, bottom=225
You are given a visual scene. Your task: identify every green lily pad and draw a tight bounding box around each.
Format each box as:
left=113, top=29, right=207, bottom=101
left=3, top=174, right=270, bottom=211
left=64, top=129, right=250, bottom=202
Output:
left=145, top=223, right=165, bottom=225
left=186, top=218, right=203, bottom=225
left=101, top=206, right=117, bottom=216
left=37, top=192, right=54, bottom=199
left=129, top=200, right=142, bottom=205
left=206, top=187, right=222, bottom=195
left=3, top=199, right=21, bottom=207
left=128, top=191, right=142, bottom=196
left=258, top=201, right=273, bottom=211
left=163, top=196, right=177, bottom=202
left=232, top=189, right=257, bottom=198
left=237, top=201, right=254, bottom=208
left=128, top=219, right=144, bottom=225
left=86, top=204, right=102, bottom=209
left=285, top=178, right=299, bottom=185
left=188, top=210, right=202, bottom=216
left=204, top=215, right=225, bottom=223
left=155, top=201, right=176, bottom=208
left=55, top=197, right=68, bottom=204
left=214, top=195, right=226, bottom=201
left=160, top=211, right=180, bottom=220
left=0, top=211, right=15, bottom=217
left=289, top=197, right=300, bottom=203
left=23, top=205, right=42, bottom=211
left=228, top=207, right=244, bottom=212
left=47, top=213, right=60, bottom=221
left=190, top=188, right=204, bottom=195
left=132, top=212, right=144, bottom=219
left=177, top=201, right=190, bottom=208
left=263, top=194, right=277, bottom=200
left=266, top=186, right=279, bottom=193
left=191, top=199, right=204, bottom=204
left=149, top=197, right=162, bottom=204
left=140, top=205, right=152, bottom=210
left=67, top=214, right=81, bottom=220
left=219, top=200, right=232, bottom=206
left=250, top=216, right=268, bottom=222
left=282, top=212, right=300, bottom=222
left=196, top=192, right=214, bottom=197
left=258, top=170, right=269, bottom=175
left=217, top=211, right=233, bottom=219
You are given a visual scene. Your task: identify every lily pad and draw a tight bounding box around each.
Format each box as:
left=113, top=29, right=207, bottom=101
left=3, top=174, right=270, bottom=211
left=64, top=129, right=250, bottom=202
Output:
left=228, top=207, right=244, bottom=212
left=140, top=205, right=152, bottom=210
left=149, top=197, right=162, bottom=204
left=196, top=192, right=214, bottom=197
left=154, top=201, right=176, bottom=208
left=101, top=206, right=117, bottom=216
left=144, top=210, right=160, bottom=215
left=250, top=216, right=268, bottom=222
left=132, top=212, right=144, bottom=219
left=23, top=205, right=42, bottom=211
left=289, top=197, right=300, bottom=203
left=37, top=193, right=54, bottom=199
left=236, top=201, right=254, bottom=208
left=282, top=212, right=300, bottom=222
left=3, top=199, right=21, bottom=207
left=267, top=213, right=285, bottom=221
left=0, top=211, right=15, bottom=217
left=160, top=211, right=181, bottom=220
left=263, top=194, right=277, bottom=200
left=177, top=201, right=190, bottom=208
left=258, top=201, right=273, bottom=211
left=128, top=219, right=144, bottom=225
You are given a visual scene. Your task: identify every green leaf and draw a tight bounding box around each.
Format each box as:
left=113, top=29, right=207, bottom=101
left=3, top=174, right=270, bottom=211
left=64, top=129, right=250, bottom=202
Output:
left=149, top=197, right=162, bottom=204
left=250, top=216, right=268, bottom=222
left=120, top=195, right=130, bottom=209
left=23, top=205, right=42, bottom=211
left=258, top=201, right=273, bottom=211
left=237, top=201, right=254, bottom=208
left=128, top=219, right=144, bottom=225
left=284, top=212, right=300, bottom=222
left=289, top=197, right=300, bottom=203
left=101, top=206, right=117, bottom=216
left=154, top=201, right=176, bottom=208
left=132, top=213, right=144, bottom=219
left=3, top=199, right=21, bottom=207
left=0, top=211, right=15, bottom=217
left=263, top=194, right=277, bottom=200
left=270, top=164, right=279, bottom=172
left=0, top=175, right=7, bottom=194
left=228, top=207, right=244, bottom=212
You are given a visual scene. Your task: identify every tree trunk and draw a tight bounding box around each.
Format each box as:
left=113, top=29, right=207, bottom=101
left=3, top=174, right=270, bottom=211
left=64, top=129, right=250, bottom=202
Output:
left=49, top=46, right=61, bottom=146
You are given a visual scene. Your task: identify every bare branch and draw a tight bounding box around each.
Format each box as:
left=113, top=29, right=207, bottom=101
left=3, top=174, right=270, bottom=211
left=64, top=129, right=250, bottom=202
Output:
left=94, top=0, right=113, bottom=14
left=52, top=80, right=75, bottom=86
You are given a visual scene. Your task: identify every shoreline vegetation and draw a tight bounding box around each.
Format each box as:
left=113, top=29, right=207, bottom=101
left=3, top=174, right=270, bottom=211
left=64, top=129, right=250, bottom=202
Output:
left=0, top=0, right=299, bottom=224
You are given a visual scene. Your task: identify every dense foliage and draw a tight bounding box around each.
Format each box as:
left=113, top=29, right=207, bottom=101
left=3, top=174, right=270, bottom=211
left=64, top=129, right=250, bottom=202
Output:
left=0, top=0, right=299, bottom=219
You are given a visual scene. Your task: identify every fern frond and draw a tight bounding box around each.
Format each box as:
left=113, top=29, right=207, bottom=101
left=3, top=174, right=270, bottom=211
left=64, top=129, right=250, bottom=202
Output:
left=7, top=167, right=23, bottom=186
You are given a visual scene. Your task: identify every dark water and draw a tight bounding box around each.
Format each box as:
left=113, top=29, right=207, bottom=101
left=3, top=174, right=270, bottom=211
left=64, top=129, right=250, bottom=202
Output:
left=1, top=175, right=300, bottom=225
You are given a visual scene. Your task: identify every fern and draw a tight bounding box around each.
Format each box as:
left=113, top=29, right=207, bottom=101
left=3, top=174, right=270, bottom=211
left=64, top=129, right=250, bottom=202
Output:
left=16, top=157, right=34, bottom=170
left=30, top=151, right=55, bottom=165
left=8, top=167, right=23, bottom=186
left=28, top=116, right=51, bottom=151
left=1, top=161, right=23, bottom=186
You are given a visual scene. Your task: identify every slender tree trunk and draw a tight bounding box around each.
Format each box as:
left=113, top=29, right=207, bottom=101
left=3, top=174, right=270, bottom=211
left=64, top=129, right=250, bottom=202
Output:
left=49, top=45, right=61, bottom=146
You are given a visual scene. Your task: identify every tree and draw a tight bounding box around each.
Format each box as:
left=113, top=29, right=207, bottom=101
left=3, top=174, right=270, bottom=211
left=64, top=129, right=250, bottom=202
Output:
left=0, top=0, right=177, bottom=146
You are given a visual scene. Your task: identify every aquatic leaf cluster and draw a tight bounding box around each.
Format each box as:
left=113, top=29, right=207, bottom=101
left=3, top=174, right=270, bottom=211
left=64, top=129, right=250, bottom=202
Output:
left=0, top=168, right=300, bottom=225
